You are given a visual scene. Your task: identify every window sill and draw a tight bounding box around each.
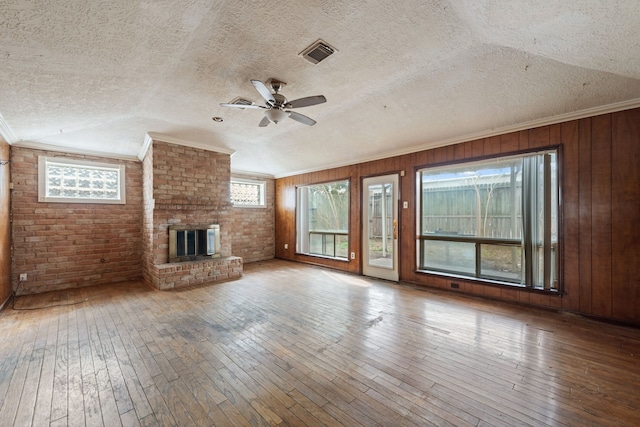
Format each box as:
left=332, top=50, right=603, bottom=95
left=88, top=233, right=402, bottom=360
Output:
left=414, top=269, right=563, bottom=295
left=296, top=253, right=349, bottom=262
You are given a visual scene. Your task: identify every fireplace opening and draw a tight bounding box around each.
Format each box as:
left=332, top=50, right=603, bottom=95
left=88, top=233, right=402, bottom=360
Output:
left=169, top=224, right=221, bottom=262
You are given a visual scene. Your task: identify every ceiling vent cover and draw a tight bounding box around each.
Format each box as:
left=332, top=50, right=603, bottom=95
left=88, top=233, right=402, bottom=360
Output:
left=300, top=40, right=336, bottom=65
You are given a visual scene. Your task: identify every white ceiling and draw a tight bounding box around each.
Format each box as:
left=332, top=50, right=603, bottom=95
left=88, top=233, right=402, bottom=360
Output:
left=1, top=0, right=640, bottom=177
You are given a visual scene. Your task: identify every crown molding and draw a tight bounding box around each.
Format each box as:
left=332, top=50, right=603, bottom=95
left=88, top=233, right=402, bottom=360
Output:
left=274, top=98, right=640, bottom=178
left=231, top=169, right=275, bottom=179
left=145, top=132, right=236, bottom=157
left=0, top=113, right=17, bottom=144
left=11, top=140, right=140, bottom=161
left=138, top=133, right=154, bottom=160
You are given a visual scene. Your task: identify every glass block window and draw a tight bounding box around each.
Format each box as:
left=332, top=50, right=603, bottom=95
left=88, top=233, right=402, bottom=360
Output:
left=230, top=178, right=265, bottom=207
left=38, top=156, right=126, bottom=204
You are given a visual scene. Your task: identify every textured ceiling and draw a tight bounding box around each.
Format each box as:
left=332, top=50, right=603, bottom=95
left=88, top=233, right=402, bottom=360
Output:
left=1, top=0, right=639, bottom=177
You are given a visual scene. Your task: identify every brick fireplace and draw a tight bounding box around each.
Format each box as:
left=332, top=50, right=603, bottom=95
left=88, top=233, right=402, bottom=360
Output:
left=142, top=138, right=242, bottom=289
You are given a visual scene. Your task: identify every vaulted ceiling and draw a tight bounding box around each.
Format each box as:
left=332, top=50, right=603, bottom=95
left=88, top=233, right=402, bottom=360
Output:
left=1, top=0, right=639, bottom=177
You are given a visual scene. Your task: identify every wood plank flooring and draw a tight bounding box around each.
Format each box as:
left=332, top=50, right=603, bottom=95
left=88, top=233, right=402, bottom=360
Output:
left=1, top=259, right=639, bottom=426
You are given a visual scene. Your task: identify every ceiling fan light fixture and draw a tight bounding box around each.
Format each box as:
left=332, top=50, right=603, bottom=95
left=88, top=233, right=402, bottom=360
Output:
left=265, top=108, right=288, bottom=124
left=220, top=79, right=324, bottom=127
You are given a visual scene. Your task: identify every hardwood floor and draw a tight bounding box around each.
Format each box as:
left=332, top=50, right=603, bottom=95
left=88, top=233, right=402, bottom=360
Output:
left=1, top=259, right=639, bottom=426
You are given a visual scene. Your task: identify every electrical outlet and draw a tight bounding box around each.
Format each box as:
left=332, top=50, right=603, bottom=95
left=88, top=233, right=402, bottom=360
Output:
left=350, top=252, right=355, bottom=260
left=403, top=201, right=408, bottom=209
left=284, top=243, right=288, bottom=250
left=19, top=273, right=27, bottom=281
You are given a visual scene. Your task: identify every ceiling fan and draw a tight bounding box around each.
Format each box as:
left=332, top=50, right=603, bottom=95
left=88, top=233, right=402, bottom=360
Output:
left=220, top=79, right=326, bottom=127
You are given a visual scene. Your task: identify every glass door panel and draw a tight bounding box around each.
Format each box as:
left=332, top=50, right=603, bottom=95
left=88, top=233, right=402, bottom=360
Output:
left=363, top=174, right=399, bottom=281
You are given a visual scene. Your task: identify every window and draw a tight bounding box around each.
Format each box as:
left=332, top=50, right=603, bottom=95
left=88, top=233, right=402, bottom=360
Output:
left=417, top=150, right=559, bottom=290
left=38, top=156, right=126, bottom=204
left=296, top=180, right=349, bottom=259
left=230, top=178, right=266, bottom=207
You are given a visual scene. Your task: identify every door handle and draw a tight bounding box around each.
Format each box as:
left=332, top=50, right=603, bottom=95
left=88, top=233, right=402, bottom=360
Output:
left=393, top=219, right=398, bottom=239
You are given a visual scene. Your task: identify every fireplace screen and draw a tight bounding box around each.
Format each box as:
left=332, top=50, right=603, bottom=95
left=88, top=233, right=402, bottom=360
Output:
left=169, top=224, right=220, bottom=262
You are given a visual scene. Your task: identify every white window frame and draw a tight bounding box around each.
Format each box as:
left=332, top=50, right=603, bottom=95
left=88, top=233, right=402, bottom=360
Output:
left=230, top=177, right=266, bottom=208
left=296, top=180, right=350, bottom=260
left=38, top=156, right=126, bottom=204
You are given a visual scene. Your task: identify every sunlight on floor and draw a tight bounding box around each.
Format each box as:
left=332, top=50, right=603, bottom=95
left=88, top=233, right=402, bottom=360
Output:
left=320, top=270, right=372, bottom=288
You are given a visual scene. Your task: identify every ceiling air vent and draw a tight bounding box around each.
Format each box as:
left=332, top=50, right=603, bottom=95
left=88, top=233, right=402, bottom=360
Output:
left=229, top=97, right=253, bottom=109
left=300, top=40, right=336, bottom=65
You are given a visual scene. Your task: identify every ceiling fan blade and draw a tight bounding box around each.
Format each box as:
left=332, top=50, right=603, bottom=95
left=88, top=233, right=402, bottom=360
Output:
left=251, top=80, right=276, bottom=105
left=258, top=116, right=270, bottom=127
left=287, top=111, right=317, bottom=126
left=285, top=95, right=327, bottom=109
left=219, top=103, right=266, bottom=110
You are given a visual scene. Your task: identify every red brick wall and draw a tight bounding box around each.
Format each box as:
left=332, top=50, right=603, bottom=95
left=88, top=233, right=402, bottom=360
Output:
left=230, top=174, right=275, bottom=263
left=142, top=140, right=240, bottom=289
left=10, top=141, right=270, bottom=294
left=11, top=147, right=143, bottom=294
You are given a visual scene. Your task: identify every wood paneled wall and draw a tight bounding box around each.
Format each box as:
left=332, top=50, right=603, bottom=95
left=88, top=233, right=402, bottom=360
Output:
left=0, top=140, right=11, bottom=309
left=275, top=108, right=640, bottom=325
left=275, top=165, right=360, bottom=273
